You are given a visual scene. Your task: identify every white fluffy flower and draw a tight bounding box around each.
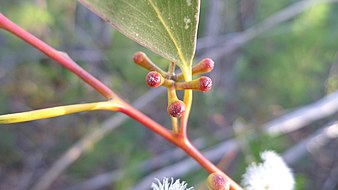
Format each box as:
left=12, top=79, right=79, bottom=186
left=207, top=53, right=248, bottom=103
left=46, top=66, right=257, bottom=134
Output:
left=241, top=150, right=295, bottom=190
left=151, top=177, right=194, bottom=190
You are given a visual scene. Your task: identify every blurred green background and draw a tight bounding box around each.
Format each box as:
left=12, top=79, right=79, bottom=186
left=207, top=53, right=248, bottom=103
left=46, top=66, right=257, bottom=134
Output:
left=0, top=0, right=337, bottom=190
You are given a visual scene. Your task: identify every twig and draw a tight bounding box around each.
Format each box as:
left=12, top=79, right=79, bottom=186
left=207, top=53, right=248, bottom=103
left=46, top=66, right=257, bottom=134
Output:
left=282, top=122, right=338, bottom=164
left=265, top=91, right=338, bottom=136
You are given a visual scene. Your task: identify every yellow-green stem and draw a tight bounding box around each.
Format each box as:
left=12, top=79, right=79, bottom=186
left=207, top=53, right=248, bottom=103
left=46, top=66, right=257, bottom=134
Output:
left=171, top=117, right=179, bottom=133
left=179, top=65, right=192, bottom=137
left=0, top=101, right=121, bottom=124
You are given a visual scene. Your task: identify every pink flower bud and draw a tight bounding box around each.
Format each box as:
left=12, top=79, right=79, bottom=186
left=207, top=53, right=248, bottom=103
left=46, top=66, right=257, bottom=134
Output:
left=133, top=51, right=145, bottom=64
left=168, top=100, right=186, bottom=118
left=195, top=58, right=214, bottom=73
left=133, top=52, right=165, bottom=74
left=176, top=58, right=215, bottom=81
left=146, top=71, right=163, bottom=88
left=199, top=76, right=212, bottom=92
left=207, top=173, right=230, bottom=190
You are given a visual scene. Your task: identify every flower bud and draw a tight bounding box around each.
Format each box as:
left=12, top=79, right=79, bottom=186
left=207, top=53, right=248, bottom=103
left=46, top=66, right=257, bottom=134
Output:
left=133, top=51, right=144, bottom=64
left=193, top=58, right=214, bottom=74
left=175, top=76, right=212, bottom=92
left=167, top=85, right=186, bottom=118
left=133, top=52, right=166, bottom=74
left=199, top=76, right=212, bottom=92
left=146, top=71, right=174, bottom=88
left=146, top=71, right=163, bottom=88
left=177, top=58, right=214, bottom=81
left=207, top=173, right=230, bottom=190
left=168, top=100, right=186, bottom=118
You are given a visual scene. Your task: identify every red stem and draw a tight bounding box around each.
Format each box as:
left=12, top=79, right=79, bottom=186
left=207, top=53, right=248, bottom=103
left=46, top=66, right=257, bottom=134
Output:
left=179, top=67, right=193, bottom=138
left=119, top=102, right=177, bottom=144
left=182, top=140, right=243, bottom=190
left=0, top=12, right=116, bottom=99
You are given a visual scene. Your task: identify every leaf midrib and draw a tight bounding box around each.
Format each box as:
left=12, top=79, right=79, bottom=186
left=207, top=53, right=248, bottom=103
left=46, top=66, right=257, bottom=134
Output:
left=148, top=0, right=188, bottom=67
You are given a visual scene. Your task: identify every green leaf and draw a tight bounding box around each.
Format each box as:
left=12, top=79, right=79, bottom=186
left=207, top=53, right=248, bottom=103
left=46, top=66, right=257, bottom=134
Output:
left=79, top=0, right=200, bottom=69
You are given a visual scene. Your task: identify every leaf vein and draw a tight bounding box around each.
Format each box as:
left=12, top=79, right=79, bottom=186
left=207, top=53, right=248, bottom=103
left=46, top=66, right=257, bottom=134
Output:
left=148, top=0, right=188, bottom=66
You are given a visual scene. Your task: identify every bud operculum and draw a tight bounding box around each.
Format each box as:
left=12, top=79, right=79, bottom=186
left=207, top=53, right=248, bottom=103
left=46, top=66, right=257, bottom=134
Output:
left=207, top=173, right=230, bottom=190
left=146, top=71, right=174, bottom=88
left=168, top=100, right=186, bottom=118
left=133, top=51, right=145, bottom=65
left=146, top=71, right=163, bottom=88
left=177, top=58, right=214, bottom=81
left=192, top=58, right=214, bottom=74
left=199, top=76, right=212, bottom=92
left=175, top=76, right=212, bottom=92
left=133, top=52, right=166, bottom=75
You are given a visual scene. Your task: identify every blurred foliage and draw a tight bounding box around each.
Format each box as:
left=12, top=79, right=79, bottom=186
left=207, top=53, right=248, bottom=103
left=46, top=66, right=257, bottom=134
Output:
left=235, top=2, right=338, bottom=120
left=7, top=3, right=54, bottom=33
left=0, top=0, right=337, bottom=189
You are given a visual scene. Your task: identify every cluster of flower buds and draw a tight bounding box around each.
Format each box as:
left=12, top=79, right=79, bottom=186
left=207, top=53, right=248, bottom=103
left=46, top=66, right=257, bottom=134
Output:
left=133, top=52, right=214, bottom=118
